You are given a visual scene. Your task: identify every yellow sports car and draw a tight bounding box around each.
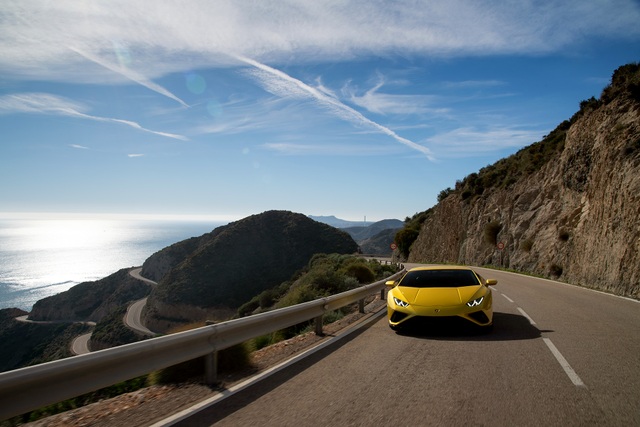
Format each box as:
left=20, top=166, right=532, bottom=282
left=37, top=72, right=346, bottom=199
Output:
left=386, top=266, right=497, bottom=332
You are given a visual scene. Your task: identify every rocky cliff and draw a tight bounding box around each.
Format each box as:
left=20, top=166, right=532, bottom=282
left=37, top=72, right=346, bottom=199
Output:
left=407, top=63, right=640, bottom=299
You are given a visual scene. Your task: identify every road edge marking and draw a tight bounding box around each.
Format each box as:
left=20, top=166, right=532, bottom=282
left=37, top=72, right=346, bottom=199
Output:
left=500, top=293, right=514, bottom=303
left=516, top=307, right=536, bottom=325
left=543, top=338, right=586, bottom=387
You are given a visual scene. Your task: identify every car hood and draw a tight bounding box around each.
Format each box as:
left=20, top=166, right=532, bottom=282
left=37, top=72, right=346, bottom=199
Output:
left=396, top=285, right=483, bottom=306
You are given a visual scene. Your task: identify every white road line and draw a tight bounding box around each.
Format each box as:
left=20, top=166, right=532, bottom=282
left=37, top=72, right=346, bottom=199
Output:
left=486, top=276, right=586, bottom=388
left=517, top=307, right=536, bottom=325
left=543, top=338, right=586, bottom=387
left=501, top=293, right=515, bottom=303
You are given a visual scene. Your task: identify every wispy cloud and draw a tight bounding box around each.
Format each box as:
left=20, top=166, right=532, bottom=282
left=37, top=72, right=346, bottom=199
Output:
left=1, top=1, right=638, bottom=82
left=128, top=153, right=145, bottom=158
left=0, top=93, right=187, bottom=141
left=441, top=80, right=506, bottom=89
left=344, top=78, right=447, bottom=116
left=263, top=142, right=396, bottom=156
left=236, top=56, right=435, bottom=159
left=69, top=144, right=89, bottom=150
left=69, top=47, right=190, bottom=108
left=427, top=126, right=544, bottom=157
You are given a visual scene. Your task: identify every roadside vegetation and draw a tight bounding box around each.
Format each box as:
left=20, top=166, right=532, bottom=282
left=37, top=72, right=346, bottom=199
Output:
left=90, top=306, right=145, bottom=350
left=394, top=210, right=433, bottom=259
left=239, top=254, right=400, bottom=348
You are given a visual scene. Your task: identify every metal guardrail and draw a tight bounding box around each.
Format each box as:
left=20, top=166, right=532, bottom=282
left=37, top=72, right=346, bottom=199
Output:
left=0, top=269, right=404, bottom=420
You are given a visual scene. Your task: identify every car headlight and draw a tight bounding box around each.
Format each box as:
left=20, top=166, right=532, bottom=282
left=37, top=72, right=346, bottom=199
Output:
left=466, top=296, right=484, bottom=307
left=393, top=297, right=409, bottom=308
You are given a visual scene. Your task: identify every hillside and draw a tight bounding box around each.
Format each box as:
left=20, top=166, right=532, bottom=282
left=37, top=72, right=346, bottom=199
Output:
left=29, top=268, right=151, bottom=322
left=309, top=216, right=403, bottom=255
left=144, top=210, right=359, bottom=331
left=0, top=308, right=91, bottom=373
left=342, top=219, right=403, bottom=255
left=404, top=63, right=640, bottom=298
left=307, top=215, right=371, bottom=228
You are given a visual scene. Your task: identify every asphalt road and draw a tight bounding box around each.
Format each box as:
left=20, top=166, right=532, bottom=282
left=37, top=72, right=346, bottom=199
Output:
left=125, top=268, right=157, bottom=336
left=70, top=332, right=91, bottom=355
left=172, top=267, right=640, bottom=426
left=68, top=267, right=156, bottom=354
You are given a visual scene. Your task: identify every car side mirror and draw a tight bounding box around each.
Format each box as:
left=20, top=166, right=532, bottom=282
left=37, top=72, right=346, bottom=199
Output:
left=385, top=280, right=396, bottom=287
left=486, top=279, right=497, bottom=286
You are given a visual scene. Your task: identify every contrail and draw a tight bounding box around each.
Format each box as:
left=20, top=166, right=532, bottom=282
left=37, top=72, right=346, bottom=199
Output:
left=0, top=93, right=188, bottom=141
left=70, top=47, right=190, bottom=108
left=235, top=55, right=434, bottom=160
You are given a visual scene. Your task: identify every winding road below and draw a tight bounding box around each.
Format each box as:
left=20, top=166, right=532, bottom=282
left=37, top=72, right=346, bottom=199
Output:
left=69, top=267, right=158, bottom=354
left=124, top=268, right=158, bottom=336
left=170, top=266, right=640, bottom=426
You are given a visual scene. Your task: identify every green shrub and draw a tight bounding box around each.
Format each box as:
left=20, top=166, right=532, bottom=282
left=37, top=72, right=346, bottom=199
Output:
left=341, top=263, right=375, bottom=284
left=395, top=227, right=420, bottom=258
left=323, top=310, right=345, bottom=324
left=622, top=138, right=640, bottom=156
left=237, top=298, right=260, bottom=317
left=484, top=221, right=502, bottom=245
left=259, top=289, right=277, bottom=308
left=251, top=331, right=286, bottom=350
left=438, top=187, right=453, bottom=202
left=276, top=283, right=324, bottom=308
left=549, top=264, right=563, bottom=277
left=558, top=229, right=570, bottom=242
left=86, top=306, right=145, bottom=349
left=520, top=239, right=534, bottom=252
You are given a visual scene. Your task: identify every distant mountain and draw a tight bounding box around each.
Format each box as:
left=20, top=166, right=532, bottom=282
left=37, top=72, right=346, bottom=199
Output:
left=342, top=219, right=404, bottom=240
left=309, top=215, right=404, bottom=255
left=341, top=219, right=403, bottom=256
left=357, top=228, right=402, bottom=256
left=143, top=210, right=359, bottom=332
left=308, top=215, right=371, bottom=228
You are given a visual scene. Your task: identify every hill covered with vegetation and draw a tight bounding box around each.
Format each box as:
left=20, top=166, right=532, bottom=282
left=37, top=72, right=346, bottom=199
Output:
left=143, top=210, right=360, bottom=331
left=28, top=268, right=151, bottom=322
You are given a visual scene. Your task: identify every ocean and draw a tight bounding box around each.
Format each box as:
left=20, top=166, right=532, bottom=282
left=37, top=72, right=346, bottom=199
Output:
left=0, top=217, right=226, bottom=311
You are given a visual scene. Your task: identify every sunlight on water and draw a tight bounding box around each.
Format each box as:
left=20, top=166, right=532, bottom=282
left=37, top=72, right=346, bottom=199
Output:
left=0, top=217, right=225, bottom=311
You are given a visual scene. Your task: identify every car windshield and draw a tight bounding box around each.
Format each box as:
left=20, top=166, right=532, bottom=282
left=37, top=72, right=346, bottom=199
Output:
left=399, top=269, right=480, bottom=288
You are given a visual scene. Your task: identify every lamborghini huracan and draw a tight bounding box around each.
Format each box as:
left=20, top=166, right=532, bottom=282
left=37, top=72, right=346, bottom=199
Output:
left=386, top=266, right=497, bottom=332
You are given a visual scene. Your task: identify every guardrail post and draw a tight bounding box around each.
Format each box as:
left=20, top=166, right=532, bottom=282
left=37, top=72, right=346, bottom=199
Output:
left=314, top=315, right=324, bottom=336
left=358, top=298, right=365, bottom=313
left=205, top=351, right=218, bottom=385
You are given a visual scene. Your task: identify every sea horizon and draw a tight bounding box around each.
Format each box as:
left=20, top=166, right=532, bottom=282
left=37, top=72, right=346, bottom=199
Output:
left=0, top=215, right=228, bottom=311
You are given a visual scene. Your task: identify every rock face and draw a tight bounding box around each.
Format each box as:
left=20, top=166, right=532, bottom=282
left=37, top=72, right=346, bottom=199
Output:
left=408, top=64, right=640, bottom=298
left=144, top=210, right=359, bottom=331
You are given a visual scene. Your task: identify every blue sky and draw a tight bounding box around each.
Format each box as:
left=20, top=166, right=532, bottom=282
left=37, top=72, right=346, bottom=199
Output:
left=1, top=1, right=639, bottom=223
